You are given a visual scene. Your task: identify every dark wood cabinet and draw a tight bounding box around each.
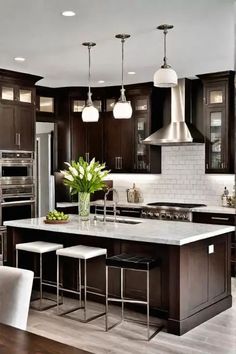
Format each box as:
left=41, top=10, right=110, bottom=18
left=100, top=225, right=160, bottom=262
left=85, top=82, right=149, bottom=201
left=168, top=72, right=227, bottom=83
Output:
left=0, top=103, right=35, bottom=151
left=197, top=71, right=235, bottom=173
left=103, top=111, right=134, bottom=171
left=0, top=69, right=41, bottom=151
left=192, top=211, right=236, bottom=276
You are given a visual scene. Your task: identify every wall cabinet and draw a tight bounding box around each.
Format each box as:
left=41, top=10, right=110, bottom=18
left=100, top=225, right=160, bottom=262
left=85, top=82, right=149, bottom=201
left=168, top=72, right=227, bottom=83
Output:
left=0, top=69, right=41, bottom=151
left=70, top=98, right=103, bottom=163
left=197, top=71, right=235, bottom=173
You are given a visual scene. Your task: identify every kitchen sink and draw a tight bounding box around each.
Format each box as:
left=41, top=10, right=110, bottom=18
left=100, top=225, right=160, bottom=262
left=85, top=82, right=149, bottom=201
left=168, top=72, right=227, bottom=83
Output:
left=95, top=216, right=141, bottom=225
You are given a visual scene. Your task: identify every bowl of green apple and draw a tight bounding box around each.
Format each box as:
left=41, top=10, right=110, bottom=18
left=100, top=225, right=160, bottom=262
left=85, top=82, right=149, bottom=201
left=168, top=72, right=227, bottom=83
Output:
left=44, top=210, right=69, bottom=224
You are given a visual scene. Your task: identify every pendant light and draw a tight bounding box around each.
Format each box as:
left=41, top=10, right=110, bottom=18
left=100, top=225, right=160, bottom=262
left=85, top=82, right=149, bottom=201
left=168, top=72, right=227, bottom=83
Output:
left=113, top=34, right=132, bottom=119
left=153, top=24, right=178, bottom=88
left=82, top=42, right=99, bottom=122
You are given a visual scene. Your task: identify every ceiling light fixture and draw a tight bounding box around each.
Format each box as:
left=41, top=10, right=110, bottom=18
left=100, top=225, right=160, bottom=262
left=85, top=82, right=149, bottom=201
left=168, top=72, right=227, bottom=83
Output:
left=14, top=57, right=25, bottom=62
left=113, top=34, right=132, bottom=119
left=153, top=24, right=177, bottom=88
left=82, top=42, right=99, bottom=123
left=62, top=10, right=76, bottom=17
left=98, top=80, right=105, bottom=84
left=128, top=71, right=136, bottom=75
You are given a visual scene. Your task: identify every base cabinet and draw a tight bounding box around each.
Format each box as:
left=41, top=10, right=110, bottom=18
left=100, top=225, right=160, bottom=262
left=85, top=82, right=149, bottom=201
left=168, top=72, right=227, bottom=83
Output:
left=192, top=211, right=236, bottom=276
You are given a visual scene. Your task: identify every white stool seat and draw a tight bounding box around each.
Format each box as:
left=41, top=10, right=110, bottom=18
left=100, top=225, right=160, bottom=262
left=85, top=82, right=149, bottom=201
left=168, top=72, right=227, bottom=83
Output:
left=16, top=241, right=63, bottom=254
left=56, top=245, right=107, bottom=260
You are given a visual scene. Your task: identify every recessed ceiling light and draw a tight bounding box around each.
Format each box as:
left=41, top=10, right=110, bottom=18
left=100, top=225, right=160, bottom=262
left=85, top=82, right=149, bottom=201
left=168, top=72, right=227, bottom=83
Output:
left=98, top=80, right=105, bottom=84
left=62, top=10, right=76, bottom=17
left=128, top=71, right=136, bottom=75
left=14, top=57, right=26, bottom=62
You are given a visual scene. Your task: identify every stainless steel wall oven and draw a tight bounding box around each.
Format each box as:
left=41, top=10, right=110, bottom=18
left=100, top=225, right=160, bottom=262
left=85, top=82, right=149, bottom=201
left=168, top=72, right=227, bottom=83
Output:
left=0, top=150, right=35, bottom=225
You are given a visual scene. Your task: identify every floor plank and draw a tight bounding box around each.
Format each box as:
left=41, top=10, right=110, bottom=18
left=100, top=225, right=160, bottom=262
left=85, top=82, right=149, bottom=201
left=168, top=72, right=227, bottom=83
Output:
left=27, top=278, right=236, bottom=354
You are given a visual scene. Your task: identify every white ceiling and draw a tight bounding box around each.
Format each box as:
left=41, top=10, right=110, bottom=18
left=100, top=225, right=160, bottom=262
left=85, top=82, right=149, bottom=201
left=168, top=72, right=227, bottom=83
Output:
left=0, top=0, right=234, bottom=87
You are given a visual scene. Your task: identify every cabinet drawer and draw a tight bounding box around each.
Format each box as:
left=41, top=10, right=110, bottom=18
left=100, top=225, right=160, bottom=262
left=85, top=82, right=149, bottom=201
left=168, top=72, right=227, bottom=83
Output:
left=192, top=212, right=235, bottom=226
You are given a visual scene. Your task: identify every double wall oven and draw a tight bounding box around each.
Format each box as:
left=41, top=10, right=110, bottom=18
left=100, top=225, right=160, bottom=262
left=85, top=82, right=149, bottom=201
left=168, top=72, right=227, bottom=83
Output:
left=0, top=150, right=35, bottom=226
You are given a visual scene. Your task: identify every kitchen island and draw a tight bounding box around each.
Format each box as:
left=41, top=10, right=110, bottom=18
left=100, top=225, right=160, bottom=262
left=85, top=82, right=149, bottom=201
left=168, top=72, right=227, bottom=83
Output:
left=4, top=215, right=235, bottom=335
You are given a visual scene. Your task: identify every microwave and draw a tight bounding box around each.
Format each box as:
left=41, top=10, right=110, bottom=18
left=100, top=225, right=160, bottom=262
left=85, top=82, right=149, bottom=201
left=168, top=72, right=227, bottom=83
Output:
left=0, top=150, right=34, bottom=183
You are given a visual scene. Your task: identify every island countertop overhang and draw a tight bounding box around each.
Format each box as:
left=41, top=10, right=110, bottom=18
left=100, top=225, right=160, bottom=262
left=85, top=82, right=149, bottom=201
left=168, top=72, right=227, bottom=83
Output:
left=4, top=215, right=235, bottom=246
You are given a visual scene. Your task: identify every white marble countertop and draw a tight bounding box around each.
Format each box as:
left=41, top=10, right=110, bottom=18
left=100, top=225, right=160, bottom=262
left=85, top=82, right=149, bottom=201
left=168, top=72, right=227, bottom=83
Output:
left=192, top=206, right=235, bottom=215
left=57, top=200, right=144, bottom=209
left=4, top=215, right=235, bottom=246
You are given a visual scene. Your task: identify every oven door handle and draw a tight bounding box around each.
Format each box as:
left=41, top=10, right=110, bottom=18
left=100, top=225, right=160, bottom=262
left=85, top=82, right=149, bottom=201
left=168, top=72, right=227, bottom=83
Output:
left=1, top=199, right=35, bottom=207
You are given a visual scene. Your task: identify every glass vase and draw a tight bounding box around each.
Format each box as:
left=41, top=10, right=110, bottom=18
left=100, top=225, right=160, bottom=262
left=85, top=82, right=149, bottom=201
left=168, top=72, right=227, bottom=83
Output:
left=78, top=192, right=90, bottom=221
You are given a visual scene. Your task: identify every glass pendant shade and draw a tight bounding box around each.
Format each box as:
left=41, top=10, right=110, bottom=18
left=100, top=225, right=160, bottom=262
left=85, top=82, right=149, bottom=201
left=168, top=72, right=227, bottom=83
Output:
left=113, top=100, right=132, bottom=119
left=82, top=104, right=99, bottom=122
left=154, top=24, right=177, bottom=88
left=154, top=67, right=178, bottom=88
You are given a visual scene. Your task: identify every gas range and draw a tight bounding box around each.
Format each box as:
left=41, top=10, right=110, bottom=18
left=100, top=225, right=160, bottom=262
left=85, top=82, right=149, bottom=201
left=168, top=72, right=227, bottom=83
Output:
left=141, top=202, right=206, bottom=222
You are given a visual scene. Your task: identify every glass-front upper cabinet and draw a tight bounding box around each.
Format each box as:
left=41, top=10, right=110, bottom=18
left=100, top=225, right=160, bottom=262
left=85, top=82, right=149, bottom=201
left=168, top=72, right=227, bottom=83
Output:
left=73, top=99, right=102, bottom=113
left=205, top=83, right=227, bottom=172
left=198, top=71, right=235, bottom=174
left=132, top=96, right=150, bottom=172
left=1, top=85, right=34, bottom=104
left=39, top=96, right=54, bottom=113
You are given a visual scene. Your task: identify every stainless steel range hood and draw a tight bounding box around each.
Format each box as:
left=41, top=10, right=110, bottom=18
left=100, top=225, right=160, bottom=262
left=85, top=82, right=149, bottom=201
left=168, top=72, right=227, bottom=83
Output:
left=144, top=78, right=204, bottom=145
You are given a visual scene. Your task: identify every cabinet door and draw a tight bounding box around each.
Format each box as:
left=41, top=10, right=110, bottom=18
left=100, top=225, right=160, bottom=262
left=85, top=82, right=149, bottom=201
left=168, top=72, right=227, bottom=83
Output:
left=0, top=103, right=16, bottom=150
left=15, top=105, right=35, bottom=151
left=86, top=118, right=103, bottom=163
left=205, top=107, right=227, bottom=171
left=208, top=238, right=228, bottom=302
left=70, top=115, right=86, bottom=161
left=103, top=112, right=121, bottom=170
left=120, top=118, right=134, bottom=171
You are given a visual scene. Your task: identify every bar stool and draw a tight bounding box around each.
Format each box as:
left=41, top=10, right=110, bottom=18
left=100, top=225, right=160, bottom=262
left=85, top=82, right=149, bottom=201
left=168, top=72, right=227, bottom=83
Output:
left=105, top=253, right=161, bottom=341
left=56, top=245, right=107, bottom=322
left=16, top=241, right=63, bottom=310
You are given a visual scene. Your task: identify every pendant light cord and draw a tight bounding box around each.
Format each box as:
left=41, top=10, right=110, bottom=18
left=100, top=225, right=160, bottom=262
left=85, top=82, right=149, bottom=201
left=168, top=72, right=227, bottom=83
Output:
left=88, top=45, right=92, bottom=101
left=120, top=37, right=126, bottom=101
left=163, top=28, right=168, bottom=68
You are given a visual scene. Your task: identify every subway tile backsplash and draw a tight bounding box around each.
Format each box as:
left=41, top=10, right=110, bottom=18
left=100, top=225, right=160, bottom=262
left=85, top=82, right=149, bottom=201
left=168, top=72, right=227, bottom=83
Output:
left=109, top=145, right=235, bottom=206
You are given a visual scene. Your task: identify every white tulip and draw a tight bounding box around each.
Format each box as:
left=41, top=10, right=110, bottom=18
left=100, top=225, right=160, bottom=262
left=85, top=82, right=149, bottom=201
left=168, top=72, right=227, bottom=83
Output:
left=69, top=166, right=78, bottom=176
left=87, top=173, right=92, bottom=181
left=64, top=174, right=74, bottom=181
left=79, top=166, right=84, bottom=175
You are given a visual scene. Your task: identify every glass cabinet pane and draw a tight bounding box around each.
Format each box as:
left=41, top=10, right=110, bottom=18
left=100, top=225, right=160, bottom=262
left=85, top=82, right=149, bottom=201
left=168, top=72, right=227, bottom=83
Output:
left=135, top=116, right=149, bottom=170
left=106, top=99, right=116, bottom=112
left=93, top=100, right=102, bottom=112
left=135, top=98, right=148, bottom=111
left=19, top=89, right=32, bottom=103
left=210, top=111, right=222, bottom=169
left=39, top=97, right=54, bottom=113
left=73, top=100, right=85, bottom=112
left=210, top=90, right=223, bottom=104
left=2, top=87, right=14, bottom=100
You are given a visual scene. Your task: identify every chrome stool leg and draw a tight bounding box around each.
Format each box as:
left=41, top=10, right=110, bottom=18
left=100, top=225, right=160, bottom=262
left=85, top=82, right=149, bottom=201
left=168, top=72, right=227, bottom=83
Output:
left=16, top=249, right=18, bottom=268
left=39, top=253, right=43, bottom=307
left=105, top=265, right=108, bottom=331
left=121, top=268, right=124, bottom=321
left=84, top=259, right=87, bottom=321
left=79, top=259, right=82, bottom=308
left=147, top=268, right=150, bottom=341
left=57, top=254, right=60, bottom=313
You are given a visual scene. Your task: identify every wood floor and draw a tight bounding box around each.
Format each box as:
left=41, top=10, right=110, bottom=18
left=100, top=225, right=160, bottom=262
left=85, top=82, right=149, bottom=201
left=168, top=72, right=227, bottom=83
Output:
left=27, top=279, right=236, bottom=354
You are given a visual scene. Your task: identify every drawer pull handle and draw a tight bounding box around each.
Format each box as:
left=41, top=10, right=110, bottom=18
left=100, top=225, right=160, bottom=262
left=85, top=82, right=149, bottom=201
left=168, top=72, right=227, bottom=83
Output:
left=211, top=216, right=229, bottom=221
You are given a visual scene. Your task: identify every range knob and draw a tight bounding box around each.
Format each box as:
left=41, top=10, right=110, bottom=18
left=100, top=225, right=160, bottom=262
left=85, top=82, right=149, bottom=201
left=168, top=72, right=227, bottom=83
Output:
left=154, top=212, right=160, bottom=218
left=161, top=213, right=166, bottom=219
left=166, top=213, right=171, bottom=219
left=173, top=214, right=179, bottom=220
left=148, top=211, right=153, bottom=217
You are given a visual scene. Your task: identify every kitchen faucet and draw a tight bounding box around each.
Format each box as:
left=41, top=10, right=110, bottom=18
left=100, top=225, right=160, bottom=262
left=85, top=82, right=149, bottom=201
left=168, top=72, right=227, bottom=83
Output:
left=104, top=188, right=119, bottom=223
